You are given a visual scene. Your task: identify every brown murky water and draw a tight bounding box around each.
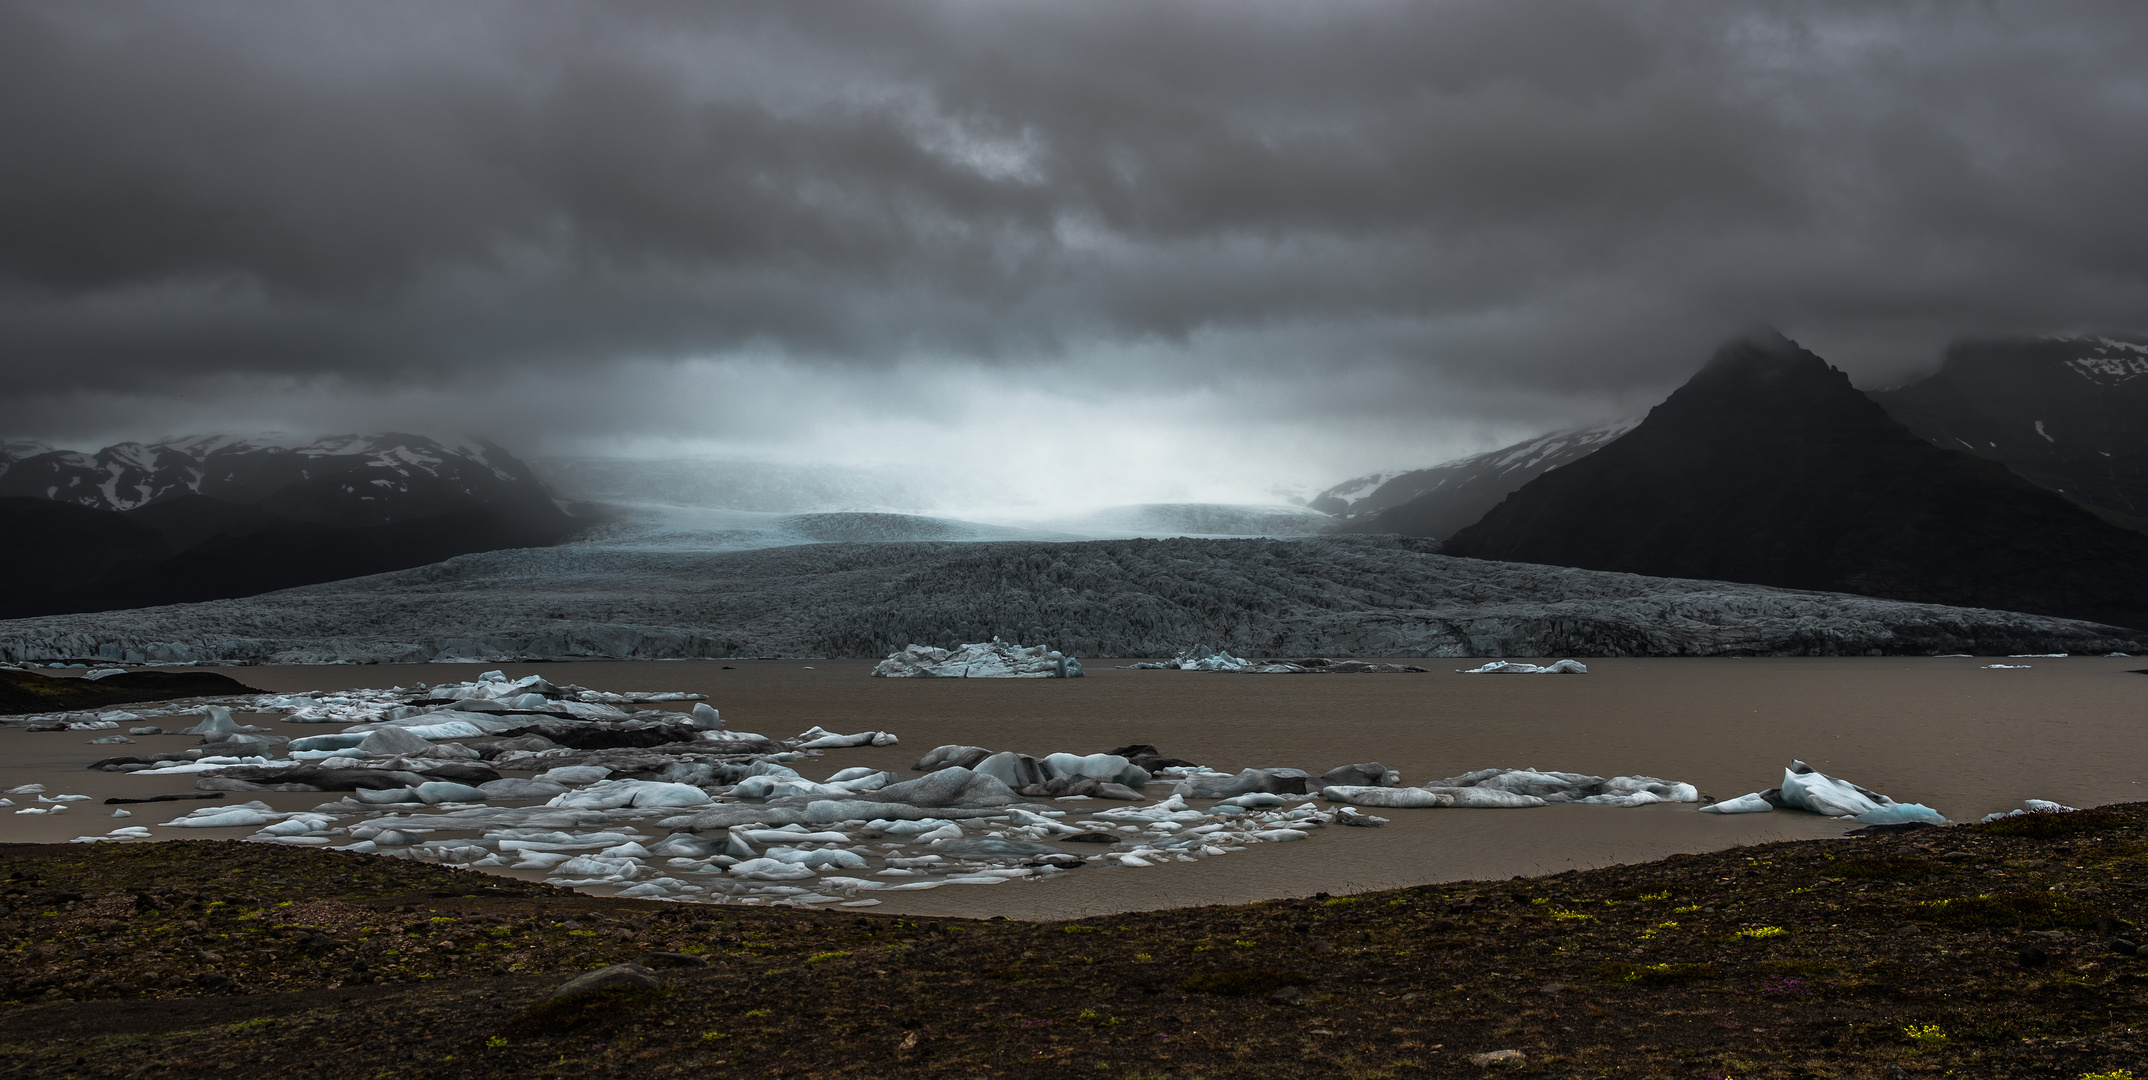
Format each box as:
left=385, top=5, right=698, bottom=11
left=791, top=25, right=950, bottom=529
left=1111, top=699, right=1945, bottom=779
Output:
left=5, top=656, right=2143, bottom=919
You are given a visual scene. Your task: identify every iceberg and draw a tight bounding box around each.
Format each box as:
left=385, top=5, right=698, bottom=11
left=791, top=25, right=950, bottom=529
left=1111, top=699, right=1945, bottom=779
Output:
left=1457, top=660, right=1588, bottom=674
left=871, top=639, right=1083, bottom=678
left=1322, top=768, right=1696, bottom=809
left=1700, top=761, right=1946, bottom=825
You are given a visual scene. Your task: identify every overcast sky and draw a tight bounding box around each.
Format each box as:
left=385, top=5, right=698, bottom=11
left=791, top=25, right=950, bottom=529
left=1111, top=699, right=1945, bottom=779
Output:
left=4, top=0, right=2145, bottom=506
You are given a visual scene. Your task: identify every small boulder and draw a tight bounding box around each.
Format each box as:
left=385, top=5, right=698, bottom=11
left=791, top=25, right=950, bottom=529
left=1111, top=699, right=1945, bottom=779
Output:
left=551, top=963, right=661, bottom=1000
left=1469, top=1050, right=1526, bottom=1067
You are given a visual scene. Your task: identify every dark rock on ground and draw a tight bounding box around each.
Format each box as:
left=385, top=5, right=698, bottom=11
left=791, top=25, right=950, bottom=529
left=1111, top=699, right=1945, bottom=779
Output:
left=550, top=963, right=661, bottom=1000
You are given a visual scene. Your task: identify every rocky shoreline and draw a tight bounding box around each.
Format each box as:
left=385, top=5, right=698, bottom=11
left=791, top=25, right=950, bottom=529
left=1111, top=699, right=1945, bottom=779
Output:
left=1, top=805, right=2142, bottom=1078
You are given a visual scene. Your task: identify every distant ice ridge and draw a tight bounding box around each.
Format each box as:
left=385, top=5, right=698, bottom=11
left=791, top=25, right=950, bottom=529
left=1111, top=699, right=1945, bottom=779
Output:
left=1699, top=761, right=1946, bottom=825
left=872, top=640, right=1082, bottom=678
left=0, top=536, right=2141, bottom=665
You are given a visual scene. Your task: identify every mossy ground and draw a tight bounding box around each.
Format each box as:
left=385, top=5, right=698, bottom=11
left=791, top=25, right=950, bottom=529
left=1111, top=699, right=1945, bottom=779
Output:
left=2, top=806, right=2146, bottom=1079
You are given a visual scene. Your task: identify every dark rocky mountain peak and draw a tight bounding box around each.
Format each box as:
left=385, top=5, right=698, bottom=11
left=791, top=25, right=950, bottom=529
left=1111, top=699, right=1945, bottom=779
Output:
left=1443, top=330, right=2148, bottom=631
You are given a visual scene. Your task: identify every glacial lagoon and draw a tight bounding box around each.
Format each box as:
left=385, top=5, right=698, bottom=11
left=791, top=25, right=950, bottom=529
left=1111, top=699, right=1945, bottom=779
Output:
left=4, top=655, right=2142, bottom=921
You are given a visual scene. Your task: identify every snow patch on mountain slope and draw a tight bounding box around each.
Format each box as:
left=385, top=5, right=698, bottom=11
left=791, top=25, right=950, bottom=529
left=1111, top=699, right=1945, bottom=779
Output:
left=2063, top=337, right=2148, bottom=386
left=1312, top=416, right=1640, bottom=519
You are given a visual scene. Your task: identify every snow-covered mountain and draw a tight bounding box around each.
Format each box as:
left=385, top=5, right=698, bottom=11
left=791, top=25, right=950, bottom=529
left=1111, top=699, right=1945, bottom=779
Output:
left=0, top=433, right=547, bottom=527
left=1870, top=336, right=2148, bottom=529
left=1318, top=416, right=1640, bottom=539
left=0, top=433, right=580, bottom=618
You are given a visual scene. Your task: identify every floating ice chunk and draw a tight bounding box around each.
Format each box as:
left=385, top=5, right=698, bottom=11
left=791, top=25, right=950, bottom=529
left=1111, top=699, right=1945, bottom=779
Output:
left=3, top=784, right=44, bottom=795
left=792, top=726, right=898, bottom=749
left=690, top=703, right=724, bottom=730
left=163, top=806, right=275, bottom=828
left=648, top=833, right=726, bottom=858
left=1040, top=752, right=1150, bottom=788
left=553, top=855, right=642, bottom=880
left=867, top=817, right=954, bottom=836
left=356, top=726, right=435, bottom=757
left=107, top=826, right=153, bottom=838
left=1174, top=768, right=1310, bottom=799
left=289, top=733, right=369, bottom=752
left=548, top=779, right=712, bottom=810
left=1982, top=664, right=2031, bottom=669
left=539, top=765, right=613, bottom=785
left=1178, top=650, right=1253, bottom=672
left=1778, top=765, right=1884, bottom=818
left=1854, top=802, right=1946, bottom=826
left=1699, top=792, right=1775, bottom=814
left=87, top=735, right=135, bottom=745
left=735, top=828, right=851, bottom=845
left=108, top=808, right=132, bottom=818
left=928, top=837, right=1062, bottom=860
left=1215, top=793, right=1286, bottom=809
left=414, top=780, right=487, bottom=804
left=1322, top=786, right=1456, bottom=809
left=181, top=707, right=242, bottom=735
left=479, top=778, right=569, bottom=801
left=1712, top=761, right=1946, bottom=824
left=768, top=846, right=868, bottom=869
left=1457, top=660, right=1587, bottom=674
left=728, top=858, right=819, bottom=881
left=44, top=794, right=90, bottom=803
left=871, top=639, right=1082, bottom=678
left=354, top=786, right=421, bottom=805
left=914, top=744, right=989, bottom=771
left=254, top=814, right=336, bottom=837
left=866, top=766, right=1028, bottom=808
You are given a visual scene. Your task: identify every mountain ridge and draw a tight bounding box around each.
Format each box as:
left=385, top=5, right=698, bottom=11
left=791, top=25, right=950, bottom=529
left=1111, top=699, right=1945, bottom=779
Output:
left=1441, top=330, right=2148, bottom=631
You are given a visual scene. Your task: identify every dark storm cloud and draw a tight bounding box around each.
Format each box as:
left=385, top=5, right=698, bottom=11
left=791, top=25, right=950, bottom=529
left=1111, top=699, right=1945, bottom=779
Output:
left=3, top=0, right=2147, bottom=432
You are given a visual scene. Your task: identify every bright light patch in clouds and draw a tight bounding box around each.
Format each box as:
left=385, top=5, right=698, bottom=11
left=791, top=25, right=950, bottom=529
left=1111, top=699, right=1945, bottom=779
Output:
left=2, top=0, right=2144, bottom=508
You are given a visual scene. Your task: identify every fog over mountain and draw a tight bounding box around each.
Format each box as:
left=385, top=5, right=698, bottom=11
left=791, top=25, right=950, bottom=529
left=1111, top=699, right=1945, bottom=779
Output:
left=3, top=1, right=2145, bottom=500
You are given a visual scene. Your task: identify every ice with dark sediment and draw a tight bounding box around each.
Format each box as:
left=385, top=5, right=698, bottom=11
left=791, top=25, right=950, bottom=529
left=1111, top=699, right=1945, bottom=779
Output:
left=1124, top=647, right=1430, bottom=674
left=1699, top=761, right=1947, bottom=825
left=1323, top=769, right=1695, bottom=809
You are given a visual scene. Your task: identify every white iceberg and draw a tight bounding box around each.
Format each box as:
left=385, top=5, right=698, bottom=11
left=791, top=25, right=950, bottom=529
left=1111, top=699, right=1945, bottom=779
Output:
left=1457, top=660, right=1588, bottom=674
left=1700, top=761, right=1945, bottom=825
